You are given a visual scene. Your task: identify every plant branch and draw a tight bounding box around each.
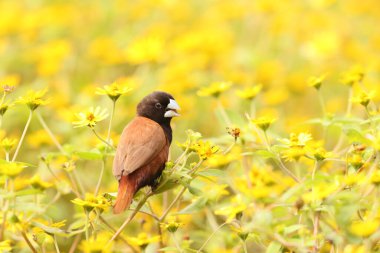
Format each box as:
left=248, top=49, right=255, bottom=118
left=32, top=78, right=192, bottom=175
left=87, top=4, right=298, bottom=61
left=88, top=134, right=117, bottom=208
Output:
left=107, top=189, right=153, bottom=244
left=12, top=110, right=33, bottom=162
left=36, top=112, right=65, bottom=153
left=197, top=222, right=228, bottom=252
left=21, top=230, right=37, bottom=253
left=91, top=128, right=115, bottom=149
left=159, top=186, right=187, bottom=221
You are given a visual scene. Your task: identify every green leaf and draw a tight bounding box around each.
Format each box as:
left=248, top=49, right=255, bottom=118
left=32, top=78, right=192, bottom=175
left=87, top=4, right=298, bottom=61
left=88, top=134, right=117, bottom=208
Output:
left=254, top=150, right=276, bottom=159
left=283, top=224, right=304, bottom=235
left=1, top=188, right=41, bottom=199
left=266, top=242, right=282, bottom=253
left=196, top=169, right=224, bottom=178
left=343, top=128, right=370, bottom=144
left=187, top=185, right=203, bottom=196
left=32, top=221, right=67, bottom=236
left=177, top=197, right=207, bottom=214
left=74, top=151, right=103, bottom=160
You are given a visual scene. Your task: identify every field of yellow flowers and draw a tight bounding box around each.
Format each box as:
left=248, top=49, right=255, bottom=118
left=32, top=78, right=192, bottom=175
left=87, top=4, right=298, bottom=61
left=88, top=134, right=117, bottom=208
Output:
left=1, top=0, right=380, bottom=252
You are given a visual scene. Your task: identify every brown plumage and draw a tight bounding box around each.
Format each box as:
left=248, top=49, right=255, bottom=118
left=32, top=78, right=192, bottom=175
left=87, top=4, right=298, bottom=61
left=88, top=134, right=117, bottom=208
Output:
left=113, top=91, right=180, bottom=214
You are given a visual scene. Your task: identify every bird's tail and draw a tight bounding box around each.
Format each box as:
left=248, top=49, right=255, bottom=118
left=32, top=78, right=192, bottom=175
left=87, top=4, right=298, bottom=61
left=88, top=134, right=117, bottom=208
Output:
left=113, top=176, right=134, bottom=214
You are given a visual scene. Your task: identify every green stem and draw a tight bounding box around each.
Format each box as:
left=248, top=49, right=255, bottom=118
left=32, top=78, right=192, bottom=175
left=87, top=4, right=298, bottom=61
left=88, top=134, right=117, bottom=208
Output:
left=91, top=128, right=115, bottom=149
left=171, top=233, right=183, bottom=253
left=159, top=186, right=187, bottom=222
left=243, top=241, right=248, bottom=253
left=197, top=222, right=228, bottom=252
left=312, top=161, right=320, bottom=180
left=94, top=158, right=105, bottom=196
left=85, top=211, right=90, bottom=241
left=217, top=100, right=232, bottom=126
left=318, top=90, right=326, bottom=116
left=21, top=230, right=37, bottom=253
left=36, top=112, right=65, bottom=153
left=250, top=99, right=256, bottom=118
left=107, top=101, right=116, bottom=143
left=94, top=101, right=115, bottom=196
left=54, top=235, right=61, bottom=253
left=262, top=130, right=299, bottom=183
left=99, top=216, right=138, bottom=253
left=0, top=92, right=6, bottom=105
left=333, top=86, right=353, bottom=153
left=107, top=189, right=153, bottom=244
left=73, top=170, right=85, bottom=197
left=12, top=110, right=33, bottom=162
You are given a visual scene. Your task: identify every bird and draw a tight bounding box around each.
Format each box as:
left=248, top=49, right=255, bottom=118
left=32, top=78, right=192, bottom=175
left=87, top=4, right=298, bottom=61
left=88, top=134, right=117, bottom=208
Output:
left=112, top=91, right=180, bottom=214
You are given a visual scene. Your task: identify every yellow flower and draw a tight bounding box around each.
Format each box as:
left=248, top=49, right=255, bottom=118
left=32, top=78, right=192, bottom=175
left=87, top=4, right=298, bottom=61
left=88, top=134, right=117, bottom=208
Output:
left=343, top=245, right=366, bottom=253
left=310, top=147, right=332, bottom=161
left=251, top=117, right=276, bottom=131
left=62, top=160, right=76, bottom=172
left=280, top=132, right=313, bottom=147
left=308, top=74, right=326, bottom=90
left=0, top=161, right=26, bottom=178
left=160, top=217, right=183, bottom=233
left=229, top=225, right=250, bottom=241
left=127, top=232, right=160, bottom=249
left=370, top=170, right=380, bottom=185
left=281, top=146, right=306, bottom=162
left=71, top=193, right=111, bottom=212
left=0, top=240, right=12, bottom=251
left=124, top=36, right=165, bottom=65
left=350, top=219, right=379, bottom=237
left=96, top=81, right=133, bottom=101
left=351, top=90, right=375, bottom=107
left=176, top=130, right=202, bottom=152
left=197, top=81, right=232, bottom=97
left=17, top=89, right=50, bottom=111
left=29, top=175, right=53, bottom=190
left=193, top=140, right=219, bottom=160
left=302, top=183, right=338, bottom=204
left=340, top=66, right=364, bottom=86
left=0, top=74, right=20, bottom=92
left=79, top=232, right=113, bottom=253
left=236, top=84, right=263, bottom=100
left=32, top=227, right=54, bottom=247
left=348, top=154, right=364, bottom=170
left=205, top=149, right=240, bottom=167
left=215, top=202, right=247, bottom=222
left=0, top=101, right=14, bottom=116
left=0, top=137, right=17, bottom=153
left=72, top=106, right=108, bottom=128
left=27, top=129, right=59, bottom=148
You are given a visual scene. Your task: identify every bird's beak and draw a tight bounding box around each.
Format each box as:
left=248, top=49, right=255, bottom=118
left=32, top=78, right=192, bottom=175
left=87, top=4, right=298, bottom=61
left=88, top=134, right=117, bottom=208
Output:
left=164, top=99, right=180, bottom=117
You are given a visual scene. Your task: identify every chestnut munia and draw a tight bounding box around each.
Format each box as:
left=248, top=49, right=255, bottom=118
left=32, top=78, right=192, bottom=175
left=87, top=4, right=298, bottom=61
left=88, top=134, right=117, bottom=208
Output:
left=112, top=91, right=180, bottom=214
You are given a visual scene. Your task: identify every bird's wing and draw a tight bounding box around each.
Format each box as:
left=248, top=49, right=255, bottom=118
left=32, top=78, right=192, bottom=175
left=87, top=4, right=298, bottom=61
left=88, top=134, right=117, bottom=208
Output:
left=113, top=117, right=167, bottom=180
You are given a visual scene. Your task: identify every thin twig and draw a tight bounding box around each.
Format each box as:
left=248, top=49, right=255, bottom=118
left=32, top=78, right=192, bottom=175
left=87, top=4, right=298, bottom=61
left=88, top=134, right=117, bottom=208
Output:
left=313, top=211, right=321, bottom=253
left=94, top=158, right=105, bottom=196
left=69, top=234, right=81, bottom=253
left=54, top=235, right=61, bottom=253
left=197, top=222, right=228, bottom=252
left=107, top=190, right=153, bottom=244
left=12, top=110, right=33, bottom=161
left=159, top=187, right=187, bottom=221
left=99, top=216, right=138, bottom=253
left=21, top=230, right=37, bottom=253
left=91, top=128, right=115, bottom=149
left=37, top=112, right=65, bottom=153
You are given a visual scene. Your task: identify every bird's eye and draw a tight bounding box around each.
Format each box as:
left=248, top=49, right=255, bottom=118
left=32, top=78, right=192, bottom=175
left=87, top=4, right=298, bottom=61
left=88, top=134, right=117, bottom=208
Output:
left=155, top=103, right=162, bottom=109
